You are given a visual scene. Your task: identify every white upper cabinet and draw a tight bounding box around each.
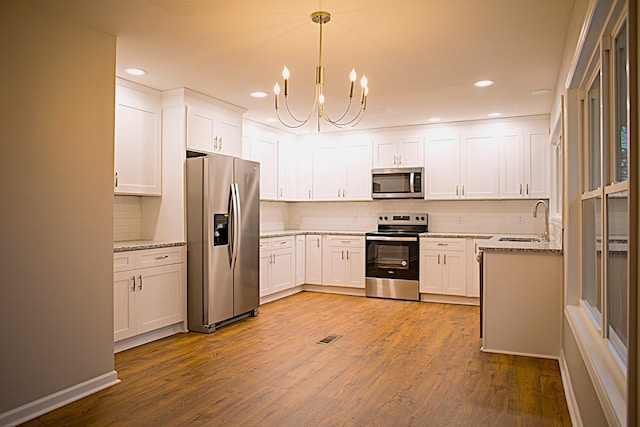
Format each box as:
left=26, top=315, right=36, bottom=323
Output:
left=297, top=141, right=314, bottom=201
left=114, top=80, right=162, bottom=196
left=373, top=136, right=424, bottom=168
left=461, top=133, right=500, bottom=199
left=312, top=136, right=372, bottom=201
left=277, top=134, right=298, bottom=201
left=500, top=127, right=550, bottom=199
left=243, top=130, right=278, bottom=201
left=424, top=133, right=461, bottom=199
left=186, top=97, right=242, bottom=157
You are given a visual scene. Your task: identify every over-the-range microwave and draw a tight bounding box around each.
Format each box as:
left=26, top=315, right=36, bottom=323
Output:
left=371, top=167, right=424, bottom=199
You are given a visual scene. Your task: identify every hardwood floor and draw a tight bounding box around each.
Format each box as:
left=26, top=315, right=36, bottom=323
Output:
left=23, top=292, right=571, bottom=426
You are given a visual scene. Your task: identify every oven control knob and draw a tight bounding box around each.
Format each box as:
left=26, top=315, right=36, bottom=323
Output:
left=384, top=216, right=388, bottom=220
left=402, top=260, right=407, bottom=267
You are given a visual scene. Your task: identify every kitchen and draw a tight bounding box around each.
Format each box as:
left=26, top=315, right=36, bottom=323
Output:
left=0, top=1, right=636, bottom=426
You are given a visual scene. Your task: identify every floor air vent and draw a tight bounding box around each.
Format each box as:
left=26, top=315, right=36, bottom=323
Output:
left=317, top=334, right=342, bottom=345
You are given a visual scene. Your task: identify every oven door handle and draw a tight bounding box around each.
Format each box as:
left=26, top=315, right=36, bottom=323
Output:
left=366, top=236, right=417, bottom=242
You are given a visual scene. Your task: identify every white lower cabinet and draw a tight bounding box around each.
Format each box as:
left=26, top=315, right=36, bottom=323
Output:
left=322, top=235, right=365, bottom=288
left=419, top=238, right=467, bottom=296
left=295, top=235, right=305, bottom=285
left=113, top=246, right=185, bottom=342
left=305, top=234, right=323, bottom=284
left=259, top=236, right=295, bottom=296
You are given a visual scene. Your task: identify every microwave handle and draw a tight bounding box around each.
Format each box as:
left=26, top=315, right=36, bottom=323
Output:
left=409, top=172, right=415, bottom=193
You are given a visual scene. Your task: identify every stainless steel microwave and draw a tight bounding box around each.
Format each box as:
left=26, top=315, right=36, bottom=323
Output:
left=371, top=167, right=424, bottom=199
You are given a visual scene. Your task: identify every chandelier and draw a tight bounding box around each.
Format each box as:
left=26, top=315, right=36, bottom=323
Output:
left=273, top=11, right=369, bottom=131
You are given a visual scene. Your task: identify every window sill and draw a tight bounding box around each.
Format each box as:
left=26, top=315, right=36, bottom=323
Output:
left=565, top=305, right=626, bottom=427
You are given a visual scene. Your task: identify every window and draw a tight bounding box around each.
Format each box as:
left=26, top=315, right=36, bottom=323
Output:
left=579, top=21, right=629, bottom=370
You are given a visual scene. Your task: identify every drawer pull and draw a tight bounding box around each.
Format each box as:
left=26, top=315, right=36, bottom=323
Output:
left=131, top=275, right=136, bottom=292
left=138, top=275, right=143, bottom=290
left=279, top=241, right=288, bottom=245
left=437, top=243, right=448, bottom=246
left=155, top=255, right=169, bottom=260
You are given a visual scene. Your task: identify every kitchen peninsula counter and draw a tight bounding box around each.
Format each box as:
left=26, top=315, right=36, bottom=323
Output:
left=114, top=240, right=186, bottom=252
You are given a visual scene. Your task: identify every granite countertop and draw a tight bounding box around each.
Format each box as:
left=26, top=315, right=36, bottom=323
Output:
left=478, top=235, right=562, bottom=254
left=260, top=230, right=367, bottom=238
left=420, top=232, right=494, bottom=239
left=114, top=240, right=186, bottom=252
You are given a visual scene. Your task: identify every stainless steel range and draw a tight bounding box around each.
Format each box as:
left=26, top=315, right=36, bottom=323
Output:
left=365, top=213, right=428, bottom=301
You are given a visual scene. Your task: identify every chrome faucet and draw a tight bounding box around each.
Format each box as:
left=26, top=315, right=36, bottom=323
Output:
left=532, top=200, right=550, bottom=242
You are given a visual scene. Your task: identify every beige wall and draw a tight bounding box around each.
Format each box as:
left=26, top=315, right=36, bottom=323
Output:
left=0, top=0, right=116, bottom=415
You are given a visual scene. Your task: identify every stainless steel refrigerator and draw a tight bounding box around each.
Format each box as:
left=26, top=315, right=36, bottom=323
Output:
left=186, top=153, right=260, bottom=333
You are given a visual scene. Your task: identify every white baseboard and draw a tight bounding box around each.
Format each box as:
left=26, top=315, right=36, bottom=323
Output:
left=0, top=370, right=120, bottom=427
left=559, top=349, right=583, bottom=427
left=115, top=322, right=185, bottom=353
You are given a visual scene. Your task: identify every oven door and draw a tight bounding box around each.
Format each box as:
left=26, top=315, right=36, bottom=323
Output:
left=365, top=235, right=419, bottom=280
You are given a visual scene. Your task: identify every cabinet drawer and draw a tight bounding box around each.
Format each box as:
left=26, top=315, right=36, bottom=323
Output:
left=325, top=235, right=365, bottom=248
left=420, top=238, right=465, bottom=251
left=114, top=252, right=137, bottom=273
left=270, top=236, right=294, bottom=250
left=136, top=247, right=184, bottom=268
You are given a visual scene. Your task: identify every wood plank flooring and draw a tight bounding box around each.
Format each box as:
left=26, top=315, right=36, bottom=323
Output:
left=22, top=292, right=572, bottom=426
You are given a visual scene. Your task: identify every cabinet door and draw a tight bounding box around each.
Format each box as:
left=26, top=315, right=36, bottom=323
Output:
left=397, top=138, right=424, bottom=167
left=136, top=264, right=184, bottom=334
left=278, top=138, right=298, bottom=200
left=305, top=235, right=323, bottom=284
left=425, top=134, right=460, bottom=199
left=259, top=243, right=272, bottom=296
left=249, top=136, right=278, bottom=200
left=500, top=130, right=525, bottom=198
left=313, top=144, right=343, bottom=200
left=419, top=250, right=443, bottom=293
left=372, top=138, right=398, bottom=168
left=468, top=240, right=482, bottom=297
left=297, top=142, right=314, bottom=200
left=345, top=247, right=365, bottom=288
left=187, top=107, right=216, bottom=153
left=114, top=84, right=162, bottom=196
left=271, top=248, right=295, bottom=292
left=296, top=235, right=305, bottom=285
left=114, top=271, right=136, bottom=341
left=216, top=115, right=241, bottom=157
left=524, top=128, right=549, bottom=198
left=344, top=141, right=372, bottom=200
left=442, top=251, right=466, bottom=296
left=323, top=246, right=347, bottom=285
left=462, top=134, right=500, bottom=199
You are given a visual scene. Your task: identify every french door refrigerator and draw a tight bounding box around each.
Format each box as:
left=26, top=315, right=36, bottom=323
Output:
left=186, top=153, right=260, bottom=333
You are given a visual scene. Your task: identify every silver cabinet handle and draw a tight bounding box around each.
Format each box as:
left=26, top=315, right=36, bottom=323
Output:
left=155, top=255, right=169, bottom=260
left=219, top=137, right=223, bottom=150
left=437, top=243, right=448, bottom=246
left=337, top=188, right=341, bottom=197
left=213, top=136, right=217, bottom=150
left=273, top=253, right=276, bottom=264
left=342, top=189, right=346, bottom=197
left=131, top=275, right=136, bottom=292
left=462, top=185, right=465, bottom=196
left=308, top=189, right=312, bottom=199
left=444, top=254, right=447, bottom=265
left=393, top=155, right=397, bottom=165
left=398, top=155, right=402, bottom=165
left=519, top=184, right=523, bottom=195
left=138, top=275, right=143, bottom=290
left=456, top=185, right=459, bottom=196
left=526, top=184, right=529, bottom=195
left=279, top=240, right=287, bottom=245
left=114, top=172, right=118, bottom=188
left=279, top=188, right=283, bottom=197
left=346, top=250, right=350, bottom=260
left=437, top=254, right=441, bottom=264
left=341, top=250, right=345, bottom=260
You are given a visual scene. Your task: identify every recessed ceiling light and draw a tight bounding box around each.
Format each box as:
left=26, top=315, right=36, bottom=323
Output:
left=487, top=112, right=502, bottom=118
left=250, top=91, right=268, bottom=98
left=428, top=117, right=442, bottom=122
left=531, top=89, right=552, bottom=96
left=474, top=80, right=494, bottom=88
left=125, top=68, right=147, bottom=76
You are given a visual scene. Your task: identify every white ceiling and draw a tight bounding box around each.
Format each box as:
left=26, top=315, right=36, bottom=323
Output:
left=32, top=0, right=576, bottom=134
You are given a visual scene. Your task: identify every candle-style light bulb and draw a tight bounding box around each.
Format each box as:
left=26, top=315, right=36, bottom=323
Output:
left=282, top=66, right=290, bottom=96
left=360, top=75, right=368, bottom=103
left=360, top=74, right=368, bottom=88
left=318, top=93, right=325, bottom=105
left=349, top=68, right=357, bottom=98
left=274, top=83, right=280, bottom=109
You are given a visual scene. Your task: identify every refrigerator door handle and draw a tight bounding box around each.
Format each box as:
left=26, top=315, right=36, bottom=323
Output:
left=230, top=182, right=241, bottom=269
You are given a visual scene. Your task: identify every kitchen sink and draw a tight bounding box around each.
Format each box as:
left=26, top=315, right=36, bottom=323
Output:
left=498, top=237, right=542, bottom=243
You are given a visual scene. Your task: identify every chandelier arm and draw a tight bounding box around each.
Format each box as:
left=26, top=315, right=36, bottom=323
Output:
left=320, top=97, right=357, bottom=124
left=281, top=93, right=317, bottom=124
left=274, top=107, right=313, bottom=129
left=321, top=101, right=366, bottom=127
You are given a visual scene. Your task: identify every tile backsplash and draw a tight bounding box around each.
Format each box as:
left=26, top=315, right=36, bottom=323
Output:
left=262, top=199, right=554, bottom=236
left=114, top=196, right=142, bottom=241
